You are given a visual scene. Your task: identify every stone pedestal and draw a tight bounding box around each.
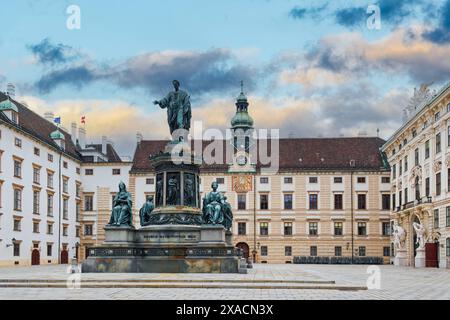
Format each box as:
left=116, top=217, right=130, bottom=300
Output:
left=415, top=248, right=426, bottom=268
left=394, top=249, right=408, bottom=267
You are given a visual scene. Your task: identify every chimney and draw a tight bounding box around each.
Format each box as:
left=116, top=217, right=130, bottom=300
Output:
left=44, top=112, right=55, bottom=123
left=102, top=136, right=107, bottom=155
left=78, top=127, right=86, bottom=149
left=136, top=132, right=143, bottom=145
left=70, top=122, right=77, bottom=144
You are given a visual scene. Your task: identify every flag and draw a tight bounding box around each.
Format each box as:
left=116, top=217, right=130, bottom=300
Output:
left=81, top=116, right=86, bottom=125
left=54, top=117, right=61, bottom=125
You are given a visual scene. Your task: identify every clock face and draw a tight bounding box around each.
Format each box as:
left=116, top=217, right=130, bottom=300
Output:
left=237, top=154, right=248, bottom=166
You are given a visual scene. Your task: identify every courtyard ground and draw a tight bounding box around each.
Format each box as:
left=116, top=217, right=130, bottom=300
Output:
left=0, top=264, right=448, bottom=300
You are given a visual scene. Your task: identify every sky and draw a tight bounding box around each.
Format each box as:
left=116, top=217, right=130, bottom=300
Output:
left=0, top=0, right=449, bottom=157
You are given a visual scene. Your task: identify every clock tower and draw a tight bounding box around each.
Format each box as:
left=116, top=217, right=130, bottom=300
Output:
left=229, top=81, right=256, bottom=173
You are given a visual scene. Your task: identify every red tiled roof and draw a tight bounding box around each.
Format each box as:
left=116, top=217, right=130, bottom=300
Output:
left=131, top=137, right=388, bottom=173
left=0, top=92, right=81, bottom=160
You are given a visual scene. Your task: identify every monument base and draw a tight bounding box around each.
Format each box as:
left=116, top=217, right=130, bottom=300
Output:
left=394, top=249, right=408, bottom=267
left=82, top=224, right=244, bottom=273
left=414, top=248, right=426, bottom=268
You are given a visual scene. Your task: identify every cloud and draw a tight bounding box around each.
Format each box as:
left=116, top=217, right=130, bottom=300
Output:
left=278, top=27, right=450, bottom=88
left=334, top=0, right=429, bottom=28
left=33, top=48, right=256, bottom=96
left=27, top=38, right=82, bottom=66
left=422, top=0, right=450, bottom=44
left=289, top=4, right=328, bottom=20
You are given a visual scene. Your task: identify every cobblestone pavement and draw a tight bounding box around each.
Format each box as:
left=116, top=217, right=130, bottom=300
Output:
left=0, top=264, right=448, bottom=300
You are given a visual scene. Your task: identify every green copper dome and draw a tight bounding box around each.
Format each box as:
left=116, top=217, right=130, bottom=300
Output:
left=231, top=111, right=254, bottom=128
left=50, top=130, right=65, bottom=140
left=0, top=98, right=19, bottom=113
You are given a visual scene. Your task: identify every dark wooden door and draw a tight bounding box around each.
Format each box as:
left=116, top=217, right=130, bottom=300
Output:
left=425, top=243, right=438, bottom=268
left=31, top=249, right=40, bottom=266
left=60, top=250, right=69, bottom=264
left=236, top=242, right=249, bottom=259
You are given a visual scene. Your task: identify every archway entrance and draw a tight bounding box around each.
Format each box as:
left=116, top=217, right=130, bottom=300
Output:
left=31, top=249, right=40, bottom=266
left=236, top=242, right=249, bottom=259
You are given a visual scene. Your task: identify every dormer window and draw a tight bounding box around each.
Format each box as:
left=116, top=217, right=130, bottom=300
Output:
left=11, top=111, right=18, bottom=124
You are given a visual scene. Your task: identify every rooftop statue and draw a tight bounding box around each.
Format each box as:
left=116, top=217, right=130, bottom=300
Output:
left=154, top=80, right=192, bottom=138
left=108, top=182, right=133, bottom=227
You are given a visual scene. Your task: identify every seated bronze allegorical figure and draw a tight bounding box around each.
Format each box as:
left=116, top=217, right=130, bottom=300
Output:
left=139, top=196, right=155, bottom=227
left=202, top=181, right=225, bottom=225
left=221, top=196, right=233, bottom=231
left=108, top=182, right=133, bottom=227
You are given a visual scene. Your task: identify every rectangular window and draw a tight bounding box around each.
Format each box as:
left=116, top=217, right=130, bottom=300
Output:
left=382, top=222, right=391, bottom=236
left=47, top=194, right=53, bottom=217
left=309, top=222, right=318, bottom=236
left=381, top=177, right=390, bottom=183
left=63, top=178, right=68, bottom=194
left=434, top=209, right=439, bottom=228
left=357, top=177, right=366, bottom=183
left=334, top=194, right=343, bottom=210
left=85, top=169, right=94, bottom=176
left=382, top=194, right=390, bottom=210
left=399, top=191, right=402, bottom=207
left=76, top=202, right=80, bottom=222
left=34, top=147, right=40, bottom=156
left=14, top=160, right=21, bottom=178
left=63, top=199, right=68, bottom=220
left=392, top=194, right=396, bottom=211
left=335, top=246, right=342, bottom=257
left=284, top=177, right=293, bottom=184
left=392, top=164, right=396, bottom=179
left=47, top=244, right=52, bottom=257
left=112, top=169, right=121, bottom=175
left=448, top=126, right=450, bottom=146
left=334, top=222, right=343, bottom=236
left=216, top=178, right=225, bottom=184
left=399, top=161, right=402, bottom=175
left=358, top=222, right=367, bottom=236
left=33, top=167, right=40, bottom=184
left=47, top=173, right=54, bottom=189
left=260, top=194, right=269, bottom=210
left=435, top=111, right=441, bottom=121
left=14, top=189, right=22, bottom=211
left=285, top=246, right=292, bottom=256
left=404, top=188, right=408, bottom=203
left=33, top=222, right=39, bottom=233
left=238, top=222, right=246, bottom=235
left=47, top=223, right=53, bottom=235
left=84, top=224, right=93, bottom=236
left=260, top=246, right=268, bottom=256
left=63, top=161, right=68, bottom=169
left=448, top=169, right=450, bottom=193
left=383, top=247, right=391, bottom=257
left=436, top=133, right=441, bottom=154
left=309, top=177, right=318, bottom=183
left=13, top=219, right=21, bottom=231
left=84, top=195, right=94, bottom=211
left=283, top=194, right=293, bottom=210
left=237, top=194, right=246, bottom=210
left=63, top=226, right=68, bottom=237
left=415, top=148, right=419, bottom=166
left=14, top=138, right=22, bottom=148
left=310, top=246, right=317, bottom=257
left=76, top=184, right=81, bottom=198
left=13, top=243, right=20, bottom=257
left=146, top=178, right=155, bottom=185
left=76, top=227, right=80, bottom=238
left=436, top=173, right=441, bottom=196
left=334, top=177, right=343, bottom=183
left=309, top=194, right=318, bottom=210
left=447, top=207, right=450, bottom=227
left=260, top=177, right=269, bottom=184
left=359, top=246, right=366, bottom=257
left=284, top=222, right=293, bottom=236
left=48, top=154, right=53, bottom=162
left=447, top=238, right=450, bottom=257
left=425, top=177, right=430, bottom=197
left=357, top=194, right=366, bottom=210
left=260, top=222, right=269, bottom=236
left=33, top=191, right=40, bottom=214
left=404, top=156, right=408, bottom=172
left=425, top=140, right=430, bottom=159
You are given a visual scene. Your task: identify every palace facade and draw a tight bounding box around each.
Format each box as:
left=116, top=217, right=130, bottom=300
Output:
left=1, top=88, right=394, bottom=266
left=381, top=83, right=450, bottom=269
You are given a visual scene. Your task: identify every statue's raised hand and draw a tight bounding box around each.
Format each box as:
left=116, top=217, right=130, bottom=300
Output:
left=153, top=100, right=160, bottom=106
